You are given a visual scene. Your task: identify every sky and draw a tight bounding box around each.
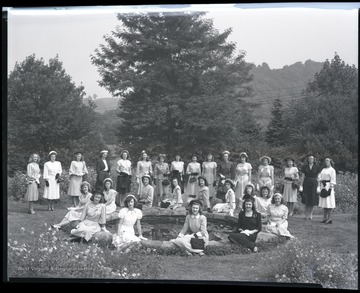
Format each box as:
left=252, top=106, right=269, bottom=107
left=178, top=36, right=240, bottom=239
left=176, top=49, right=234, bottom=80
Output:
left=6, top=3, right=359, bottom=99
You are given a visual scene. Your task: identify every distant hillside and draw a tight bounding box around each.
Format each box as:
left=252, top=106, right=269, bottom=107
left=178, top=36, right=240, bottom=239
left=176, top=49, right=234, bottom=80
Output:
left=246, top=59, right=324, bottom=129
left=83, top=97, right=120, bottom=113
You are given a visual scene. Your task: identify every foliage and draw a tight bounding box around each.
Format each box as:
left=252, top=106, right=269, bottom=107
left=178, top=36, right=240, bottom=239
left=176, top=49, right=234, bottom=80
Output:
left=7, top=54, right=97, bottom=175
left=334, top=171, right=358, bottom=213
left=264, top=239, right=358, bottom=289
left=8, top=227, right=162, bottom=279
left=91, top=12, right=259, bottom=157
left=265, top=98, right=285, bottom=146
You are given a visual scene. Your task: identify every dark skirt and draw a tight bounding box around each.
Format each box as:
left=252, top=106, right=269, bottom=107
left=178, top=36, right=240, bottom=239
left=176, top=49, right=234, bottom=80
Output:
left=303, top=177, right=319, bottom=206
left=215, top=180, right=227, bottom=202
left=95, top=171, right=110, bottom=193
left=228, top=232, right=257, bottom=250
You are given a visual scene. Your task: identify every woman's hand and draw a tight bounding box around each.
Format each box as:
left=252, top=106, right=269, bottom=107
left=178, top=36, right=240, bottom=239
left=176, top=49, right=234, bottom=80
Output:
left=299, top=185, right=303, bottom=192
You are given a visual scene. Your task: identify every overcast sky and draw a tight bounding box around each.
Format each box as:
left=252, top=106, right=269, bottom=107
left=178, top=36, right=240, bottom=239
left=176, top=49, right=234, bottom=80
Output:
left=6, top=3, right=359, bottom=98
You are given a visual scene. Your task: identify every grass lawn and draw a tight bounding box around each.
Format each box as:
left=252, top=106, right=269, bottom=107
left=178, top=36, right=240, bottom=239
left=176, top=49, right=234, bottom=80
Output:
left=6, top=199, right=358, bottom=285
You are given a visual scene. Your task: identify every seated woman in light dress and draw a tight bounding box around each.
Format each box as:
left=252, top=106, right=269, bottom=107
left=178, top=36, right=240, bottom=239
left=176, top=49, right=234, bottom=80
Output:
left=68, top=192, right=108, bottom=242
left=254, top=186, right=272, bottom=223
left=112, top=194, right=147, bottom=250
left=51, top=181, right=92, bottom=230
left=265, top=193, right=294, bottom=239
left=172, top=199, right=209, bottom=256
left=161, top=177, right=183, bottom=210
left=138, top=173, right=154, bottom=210
left=212, top=179, right=236, bottom=216
left=102, top=178, right=118, bottom=219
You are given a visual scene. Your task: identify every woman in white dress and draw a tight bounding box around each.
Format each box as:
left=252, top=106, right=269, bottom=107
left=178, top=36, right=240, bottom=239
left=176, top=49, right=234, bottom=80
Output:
left=102, top=178, right=117, bottom=218
left=185, top=155, right=201, bottom=201
left=282, top=158, right=299, bottom=216
left=170, top=154, right=185, bottom=194
left=168, top=178, right=184, bottom=210
left=257, top=156, right=274, bottom=195
left=43, top=151, right=62, bottom=211
left=265, top=193, right=294, bottom=238
left=69, top=192, right=108, bottom=242
left=254, top=186, right=272, bottom=223
left=201, top=153, right=217, bottom=207
left=115, top=150, right=132, bottom=207
left=234, top=152, right=252, bottom=209
left=138, top=174, right=154, bottom=210
left=154, top=154, right=170, bottom=207
left=318, top=157, right=336, bottom=224
left=25, top=153, right=41, bottom=214
left=112, top=194, right=147, bottom=250
left=68, top=151, right=88, bottom=207
left=52, top=181, right=92, bottom=230
left=136, top=150, right=153, bottom=196
left=212, top=179, right=236, bottom=216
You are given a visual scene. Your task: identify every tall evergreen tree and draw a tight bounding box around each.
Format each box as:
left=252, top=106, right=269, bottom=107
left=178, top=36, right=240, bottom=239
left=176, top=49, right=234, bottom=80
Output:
left=265, top=97, right=285, bottom=146
left=91, top=12, right=258, bottom=156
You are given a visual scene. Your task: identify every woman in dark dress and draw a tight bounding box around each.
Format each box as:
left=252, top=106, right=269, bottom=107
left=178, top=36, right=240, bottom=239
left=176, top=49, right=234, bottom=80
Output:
left=95, top=150, right=111, bottom=193
left=216, top=151, right=235, bottom=203
left=299, top=154, right=321, bottom=220
left=228, top=197, right=262, bottom=252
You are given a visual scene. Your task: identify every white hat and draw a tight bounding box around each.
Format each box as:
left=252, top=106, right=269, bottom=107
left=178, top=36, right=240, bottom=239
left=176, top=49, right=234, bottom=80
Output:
left=223, top=150, right=230, bottom=156
left=49, top=151, right=57, bottom=156
left=260, top=156, right=271, bottom=164
left=100, top=150, right=108, bottom=154
left=103, top=178, right=113, bottom=185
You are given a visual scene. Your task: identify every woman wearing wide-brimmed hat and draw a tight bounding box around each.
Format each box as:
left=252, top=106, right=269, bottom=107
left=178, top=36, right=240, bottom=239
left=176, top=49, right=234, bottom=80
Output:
left=185, top=154, right=201, bottom=201
left=115, top=150, right=132, bottom=207
left=95, top=150, right=111, bottom=193
left=299, top=154, right=321, bottom=220
left=136, top=150, right=153, bottom=196
left=257, top=156, right=274, bottom=194
left=154, top=154, right=171, bottom=207
left=43, top=151, right=62, bottom=211
left=68, top=151, right=88, bottom=207
left=234, top=152, right=253, bottom=209
left=102, top=178, right=117, bottom=217
left=138, top=173, right=154, bottom=210
left=216, top=151, right=235, bottom=203
left=201, top=153, right=217, bottom=208
left=282, top=157, right=299, bottom=217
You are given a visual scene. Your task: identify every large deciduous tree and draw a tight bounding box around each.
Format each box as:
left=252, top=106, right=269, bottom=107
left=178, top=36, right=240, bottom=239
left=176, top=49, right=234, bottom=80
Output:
left=91, top=12, right=259, bottom=157
left=8, top=54, right=99, bottom=173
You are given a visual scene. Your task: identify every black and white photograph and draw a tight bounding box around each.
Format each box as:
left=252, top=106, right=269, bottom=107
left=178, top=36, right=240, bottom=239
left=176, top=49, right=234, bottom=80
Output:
left=4, top=2, right=358, bottom=289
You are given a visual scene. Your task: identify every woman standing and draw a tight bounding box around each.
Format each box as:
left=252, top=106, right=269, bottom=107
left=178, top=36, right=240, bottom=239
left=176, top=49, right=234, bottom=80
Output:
left=228, top=197, right=262, bottom=252
left=170, top=154, right=185, bottom=193
left=95, top=150, right=111, bottom=193
left=216, top=151, right=235, bottom=203
left=43, top=151, right=62, bottom=211
left=318, top=157, right=336, bottom=224
left=172, top=199, right=209, bottom=256
left=138, top=174, right=154, bottom=211
left=257, top=156, right=274, bottom=194
left=197, top=176, right=211, bottom=212
left=234, top=152, right=252, bottom=208
left=102, top=178, right=117, bottom=217
left=154, top=154, right=170, bottom=207
left=299, top=154, right=321, bottom=220
left=185, top=155, right=201, bottom=201
left=52, top=181, right=92, bottom=230
left=68, top=151, right=88, bottom=207
left=201, top=153, right=217, bottom=207
left=69, top=192, right=108, bottom=242
left=282, top=158, right=299, bottom=217
left=136, top=150, right=153, bottom=197
left=112, top=194, right=147, bottom=250
left=115, top=150, right=132, bottom=207
left=265, top=193, right=294, bottom=239
left=25, top=153, right=41, bottom=214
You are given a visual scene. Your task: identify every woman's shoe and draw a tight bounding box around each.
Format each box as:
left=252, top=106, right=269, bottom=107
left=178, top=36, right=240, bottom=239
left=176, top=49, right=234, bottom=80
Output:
left=185, top=251, right=193, bottom=256
left=253, top=247, right=258, bottom=253
left=198, top=252, right=205, bottom=257
left=28, top=210, right=35, bottom=214
left=320, top=219, right=327, bottom=223
left=325, top=219, right=332, bottom=224
left=51, top=224, right=60, bottom=230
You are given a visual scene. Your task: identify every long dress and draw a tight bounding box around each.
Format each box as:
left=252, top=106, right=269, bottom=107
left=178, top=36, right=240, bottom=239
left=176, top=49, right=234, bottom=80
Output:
left=138, top=184, right=154, bottom=210
left=68, top=160, right=88, bottom=197
left=201, top=161, right=217, bottom=199
left=25, top=162, right=41, bottom=201
left=64, top=192, right=92, bottom=222
left=103, top=189, right=117, bottom=215
left=197, top=186, right=210, bottom=209
left=212, top=188, right=236, bottom=216
left=70, top=202, right=106, bottom=241
left=300, top=164, right=321, bottom=207
left=318, top=167, right=336, bottom=209
left=43, top=161, right=62, bottom=200
left=136, top=160, right=153, bottom=196
left=154, top=162, right=170, bottom=205
left=282, top=166, right=299, bottom=203
left=173, top=214, right=209, bottom=254
left=115, top=159, right=132, bottom=206
left=95, top=158, right=111, bottom=193
left=265, top=204, right=294, bottom=238
left=112, top=207, right=143, bottom=248
left=228, top=211, right=262, bottom=250
left=234, top=162, right=253, bottom=200
left=216, top=160, right=235, bottom=201
left=258, top=165, right=274, bottom=192
left=185, top=162, right=201, bottom=199
left=254, top=196, right=272, bottom=223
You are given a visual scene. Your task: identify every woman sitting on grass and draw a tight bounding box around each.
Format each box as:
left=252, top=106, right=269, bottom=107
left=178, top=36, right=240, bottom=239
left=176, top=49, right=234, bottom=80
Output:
left=68, top=192, right=108, bottom=242
left=228, top=197, right=262, bottom=252
left=172, top=199, right=209, bottom=256
left=212, top=179, right=236, bottom=216
left=51, top=181, right=92, bottom=230
left=254, top=186, right=272, bottom=223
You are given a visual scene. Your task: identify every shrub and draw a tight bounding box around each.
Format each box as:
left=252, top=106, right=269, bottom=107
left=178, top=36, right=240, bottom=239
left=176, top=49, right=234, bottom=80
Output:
left=334, top=172, right=358, bottom=213
left=7, top=171, right=28, bottom=201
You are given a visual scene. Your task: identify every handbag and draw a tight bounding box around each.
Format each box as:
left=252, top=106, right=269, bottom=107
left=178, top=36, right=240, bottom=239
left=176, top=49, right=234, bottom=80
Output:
left=189, top=176, right=197, bottom=183
left=320, top=188, right=331, bottom=198
left=162, top=179, right=170, bottom=186
left=292, top=180, right=300, bottom=189
left=190, top=233, right=205, bottom=250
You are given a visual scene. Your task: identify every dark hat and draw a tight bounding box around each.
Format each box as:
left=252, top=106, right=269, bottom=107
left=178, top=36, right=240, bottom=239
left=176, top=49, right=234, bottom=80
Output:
left=189, top=199, right=203, bottom=207
left=74, top=151, right=83, bottom=156
left=197, top=176, right=208, bottom=186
